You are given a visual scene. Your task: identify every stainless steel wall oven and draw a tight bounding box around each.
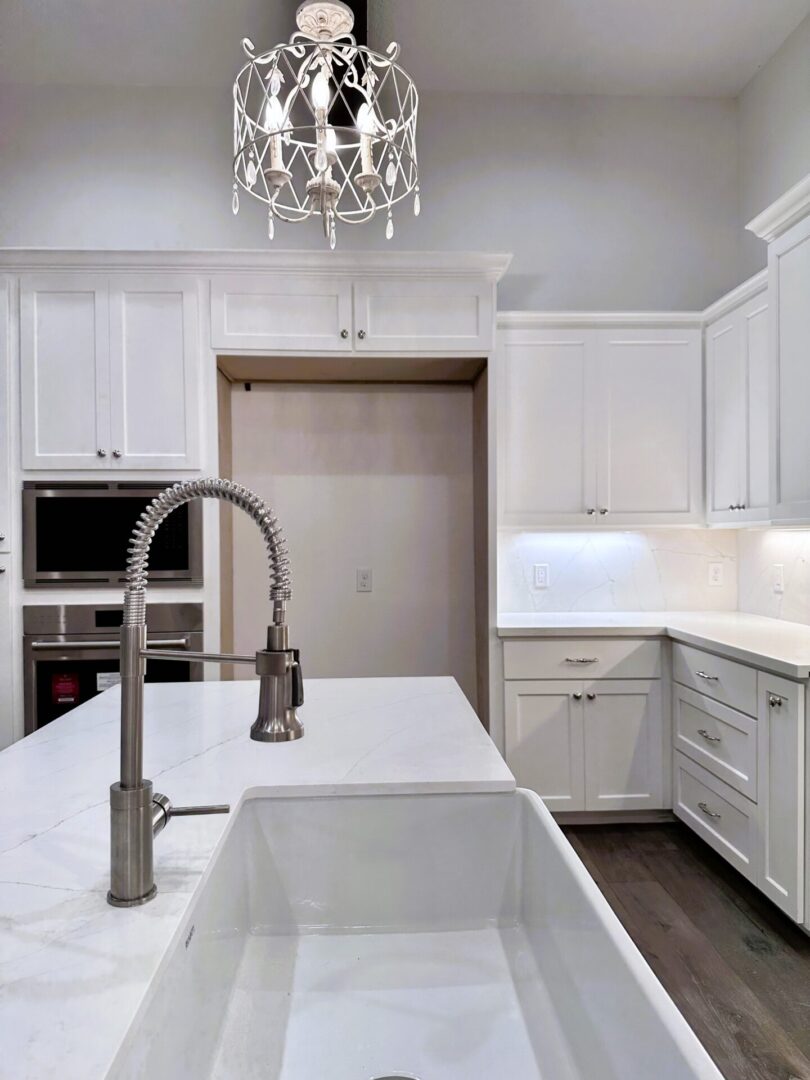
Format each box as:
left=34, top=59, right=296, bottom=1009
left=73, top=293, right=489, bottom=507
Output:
left=23, top=604, right=204, bottom=735
left=23, top=482, right=203, bottom=587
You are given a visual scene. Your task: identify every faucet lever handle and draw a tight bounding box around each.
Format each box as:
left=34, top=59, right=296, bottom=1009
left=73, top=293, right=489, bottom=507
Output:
left=291, top=649, right=304, bottom=708
left=170, top=804, right=230, bottom=817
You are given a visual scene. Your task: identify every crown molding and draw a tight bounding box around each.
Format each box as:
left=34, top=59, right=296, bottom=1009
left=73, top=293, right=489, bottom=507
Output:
left=700, top=269, right=768, bottom=324
left=497, top=310, right=703, bottom=330
left=0, top=248, right=513, bottom=282
left=746, top=173, right=810, bottom=242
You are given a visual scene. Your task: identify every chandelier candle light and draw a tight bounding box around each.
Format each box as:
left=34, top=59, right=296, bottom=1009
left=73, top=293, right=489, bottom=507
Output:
left=232, top=0, right=420, bottom=248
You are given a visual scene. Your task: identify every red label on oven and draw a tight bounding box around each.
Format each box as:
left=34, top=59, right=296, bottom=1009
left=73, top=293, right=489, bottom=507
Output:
left=51, top=672, right=80, bottom=706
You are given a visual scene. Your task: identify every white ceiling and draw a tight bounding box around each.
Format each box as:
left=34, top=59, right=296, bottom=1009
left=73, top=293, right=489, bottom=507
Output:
left=1, top=0, right=809, bottom=96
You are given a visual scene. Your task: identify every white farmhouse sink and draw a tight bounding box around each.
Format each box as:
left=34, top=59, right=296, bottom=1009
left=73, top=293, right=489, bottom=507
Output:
left=110, top=790, right=722, bottom=1080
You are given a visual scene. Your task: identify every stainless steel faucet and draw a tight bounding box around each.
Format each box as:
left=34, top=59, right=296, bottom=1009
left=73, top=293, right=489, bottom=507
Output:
left=108, top=479, right=303, bottom=908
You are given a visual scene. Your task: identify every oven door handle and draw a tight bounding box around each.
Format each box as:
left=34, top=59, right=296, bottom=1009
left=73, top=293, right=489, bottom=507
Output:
left=30, top=637, right=192, bottom=651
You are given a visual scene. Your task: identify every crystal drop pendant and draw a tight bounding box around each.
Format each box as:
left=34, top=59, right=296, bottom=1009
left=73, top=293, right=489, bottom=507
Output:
left=232, top=188, right=239, bottom=215
left=268, top=212, right=275, bottom=240
left=315, top=147, right=328, bottom=173
left=330, top=224, right=336, bottom=250
left=247, top=160, right=257, bottom=187
left=413, top=192, right=421, bottom=217
left=386, top=215, right=394, bottom=240
left=385, top=159, right=396, bottom=186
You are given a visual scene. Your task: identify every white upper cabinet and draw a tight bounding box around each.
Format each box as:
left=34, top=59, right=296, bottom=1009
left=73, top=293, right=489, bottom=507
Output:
left=705, top=282, right=770, bottom=526
left=353, top=278, right=493, bottom=353
left=0, top=278, right=9, bottom=551
left=498, top=323, right=702, bottom=527
left=595, top=329, right=702, bottom=525
left=21, top=274, right=201, bottom=471
left=211, top=275, right=353, bottom=353
left=20, top=275, right=112, bottom=470
left=499, top=331, right=597, bottom=527
left=108, top=277, right=201, bottom=469
left=768, top=216, right=810, bottom=522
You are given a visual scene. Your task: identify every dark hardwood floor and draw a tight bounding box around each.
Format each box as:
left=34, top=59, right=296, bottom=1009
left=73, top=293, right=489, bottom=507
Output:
left=561, top=822, right=810, bottom=1080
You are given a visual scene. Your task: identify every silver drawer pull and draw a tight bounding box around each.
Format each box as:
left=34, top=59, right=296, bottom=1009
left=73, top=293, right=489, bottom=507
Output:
left=695, top=670, right=719, bottom=681
left=697, top=728, right=721, bottom=744
left=565, top=657, right=599, bottom=664
left=698, top=801, right=722, bottom=820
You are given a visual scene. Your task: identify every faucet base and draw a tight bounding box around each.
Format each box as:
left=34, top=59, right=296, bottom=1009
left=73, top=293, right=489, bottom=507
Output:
left=250, top=712, right=304, bottom=742
left=107, top=884, right=157, bottom=908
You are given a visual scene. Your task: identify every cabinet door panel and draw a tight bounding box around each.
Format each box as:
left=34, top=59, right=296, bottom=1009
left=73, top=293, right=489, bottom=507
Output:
left=20, top=275, right=110, bottom=469
left=744, top=297, right=770, bottom=515
left=211, top=275, right=353, bottom=352
left=0, top=278, right=9, bottom=549
left=499, top=332, right=597, bottom=526
left=583, top=680, right=663, bottom=810
left=758, top=674, right=804, bottom=921
left=109, top=277, right=201, bottom=469
left=504, top=681, right=584, bottom=810
left=0, top=557, right=11, bottom=749
left=353, top=279, right=493, bottom=352
left=596, top=330, right=701, bottom=524
left=706, top=316, right=744, bottom=517
left=770, top=218, right=810, bottom=521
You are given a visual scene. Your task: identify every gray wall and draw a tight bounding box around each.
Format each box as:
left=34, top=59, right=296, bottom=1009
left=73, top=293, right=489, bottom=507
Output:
left=739, top=13, right=810, bottom=279
left=0, top=83, right=739, bottom=309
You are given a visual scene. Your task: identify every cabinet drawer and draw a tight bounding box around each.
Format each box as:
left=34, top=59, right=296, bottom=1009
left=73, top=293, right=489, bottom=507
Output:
left=672, top=642, right=757, bottom=716
left=503, top=638, right=660, bottom=681
left=674, top=752, right=758, bottom=882
left=673, top=685, right=757, bottom=801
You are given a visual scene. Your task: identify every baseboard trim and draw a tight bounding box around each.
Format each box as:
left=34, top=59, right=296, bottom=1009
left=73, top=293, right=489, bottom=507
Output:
left=553, top=809, right=677, bottom=826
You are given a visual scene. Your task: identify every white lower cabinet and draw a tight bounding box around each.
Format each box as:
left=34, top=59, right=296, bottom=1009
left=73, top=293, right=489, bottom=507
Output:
left=673, top=648, right=806, bottom=923
left=504, top=674, right=664, bottom=812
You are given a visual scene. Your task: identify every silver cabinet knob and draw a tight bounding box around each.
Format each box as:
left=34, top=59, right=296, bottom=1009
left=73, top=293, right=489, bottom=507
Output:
left=572, top=691, right=582, bottom=701
left=599, top=508, right=608, bottom=515
left=769, top=694, right=783, bottom=708
left=0, top=566, right=6, bottom=574
left=586, top=692, right=596, bottom=701
left=0, top=533, right=5, bottom=542
left=112, top=449, right=122, bottom=458
left=728, top=504, right=735, bottom=511
left=340, top=329, right=349, bottom=339
left=586, top=508, right=596, bottom=516
left=97, top=448, right=107, bottom=458
left=357, top=329, right=366, bottom=339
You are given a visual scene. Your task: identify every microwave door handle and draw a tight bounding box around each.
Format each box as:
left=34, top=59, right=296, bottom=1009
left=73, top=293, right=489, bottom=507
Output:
left=30, top=637, right=191, bottom=651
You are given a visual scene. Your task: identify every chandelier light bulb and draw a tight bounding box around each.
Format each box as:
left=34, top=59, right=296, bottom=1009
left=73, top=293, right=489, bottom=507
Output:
left=311, top=67, right=331, bottom=115
left=265, top=95, right=284, bottom=133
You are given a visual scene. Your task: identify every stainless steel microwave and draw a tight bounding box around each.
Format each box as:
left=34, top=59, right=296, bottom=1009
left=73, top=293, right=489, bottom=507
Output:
left=23, top=482, right=203, bottom=587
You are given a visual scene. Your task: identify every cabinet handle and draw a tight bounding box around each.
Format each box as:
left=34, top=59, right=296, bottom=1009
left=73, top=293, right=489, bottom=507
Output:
left=769, top=694, right=783, bottom=708
left=97, top=448, right=107, bottom=458
left=357, top=329, right=366, bottom=340
left=565, top=657, right=599, bottom=664
left=586, top=508, right=596, bottom=516
left=572, top=691, right=582, bottom=701
left=0, top=566, right=6, bottom=574
left=340, top=329, right=349, bottom=339
left=586, top=692, right=596, bottom=701
left=697, top=728, right=721, bottom=743
left=695, top=670, right=718, bottom=682
left=599, top=507, right=609, bottom=515
left=0, top=533, right=5, bottom=542
left=728, top=504, right=735, bottom=511
left=112, top=449, right=122, bottom=458
left=698, top=801, right=722, bottom=820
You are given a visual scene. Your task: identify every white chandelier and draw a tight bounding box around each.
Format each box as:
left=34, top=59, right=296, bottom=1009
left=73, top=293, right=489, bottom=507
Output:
left=232, top=0, right=420, bottom=248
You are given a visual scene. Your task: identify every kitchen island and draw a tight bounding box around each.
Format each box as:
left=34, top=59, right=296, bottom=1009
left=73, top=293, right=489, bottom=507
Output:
left=0, top=676, right=513, bottom=1079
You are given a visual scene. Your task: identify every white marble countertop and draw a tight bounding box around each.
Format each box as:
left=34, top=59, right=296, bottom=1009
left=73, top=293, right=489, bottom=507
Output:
left=0, top=676, right=512, bottom=1079
left=498, top=610, right=810, bottom=678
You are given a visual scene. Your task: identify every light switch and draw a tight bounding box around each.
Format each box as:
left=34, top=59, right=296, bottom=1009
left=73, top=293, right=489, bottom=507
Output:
left=533, top=563, right=550, bottom=589
left=356, top=567, right=372, bottom=593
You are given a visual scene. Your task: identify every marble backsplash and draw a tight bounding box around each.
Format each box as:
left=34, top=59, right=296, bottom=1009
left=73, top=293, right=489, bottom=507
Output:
left=738, top=529, right=810, bottom=624
left=499, top=529, right=738, bottom=613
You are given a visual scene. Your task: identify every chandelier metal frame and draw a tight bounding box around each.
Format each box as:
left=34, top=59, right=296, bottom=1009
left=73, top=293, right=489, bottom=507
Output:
left=232, top=0, right=420, bottom=247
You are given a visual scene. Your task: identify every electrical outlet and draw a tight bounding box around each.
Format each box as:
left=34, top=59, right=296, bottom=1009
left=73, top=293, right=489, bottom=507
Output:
left=533, top=563, right=550, bottom=589
left=708, top=562, right=724, bottom=587
left=356, top=567, right=372, bottom=593
left=773, top=563, right=785, bottom=595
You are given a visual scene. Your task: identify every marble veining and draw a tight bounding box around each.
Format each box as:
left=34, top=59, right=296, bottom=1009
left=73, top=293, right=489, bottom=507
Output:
left=499, top=530, right=738, bottom=614
left=0, top=676, right=512, bottom=1080
left=738, top=528, right=810, bottom=624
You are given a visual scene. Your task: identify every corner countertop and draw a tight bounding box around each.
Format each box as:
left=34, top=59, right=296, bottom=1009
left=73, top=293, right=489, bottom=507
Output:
left=0, top=676, right=512, bottom=1079
left=498, top=611, right=810, bottom=679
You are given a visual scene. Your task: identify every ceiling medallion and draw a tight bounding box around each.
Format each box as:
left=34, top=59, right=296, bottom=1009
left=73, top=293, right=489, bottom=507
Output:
left=232, top=0, right=420, bottom=247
